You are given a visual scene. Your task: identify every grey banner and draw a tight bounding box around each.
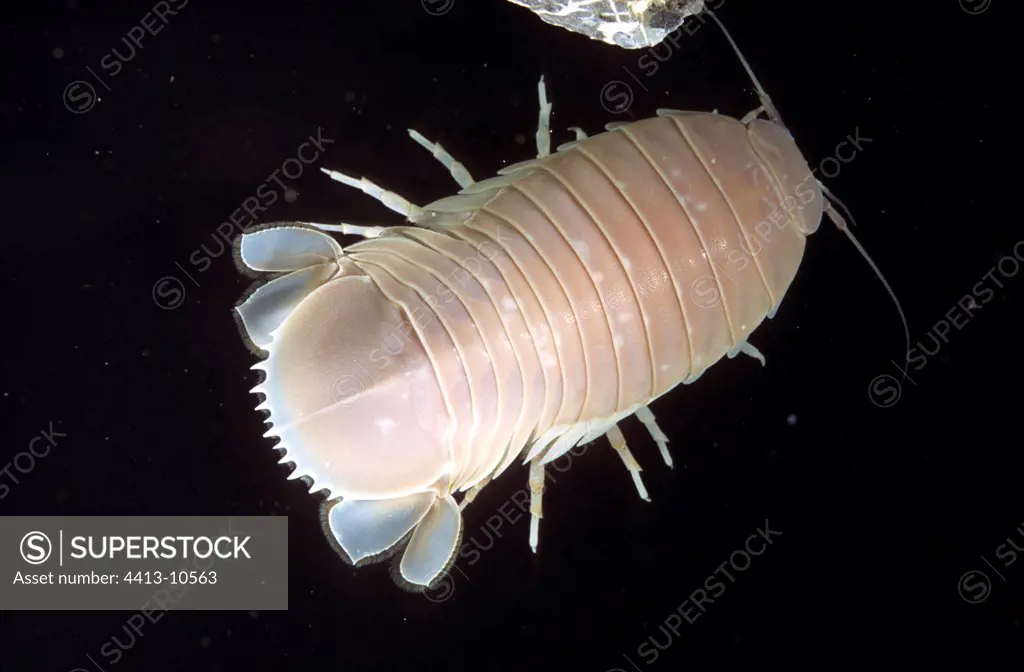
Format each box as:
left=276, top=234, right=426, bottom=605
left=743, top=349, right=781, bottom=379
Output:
left=0, top=516, right=287, bottom=610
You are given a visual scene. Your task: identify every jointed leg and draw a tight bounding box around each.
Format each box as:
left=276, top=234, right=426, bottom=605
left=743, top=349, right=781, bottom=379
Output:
left=606, top=424, right=651, bottom=502
left=740, top=341, right=766, bottom=366
left=528, top=460, right=545, bottom=553
left=568, top=126, right=587, bottom=141
left=727, top=340, right=766, bottom=367
left=320, top=167, right=423, bottom=220
left=535, top=76, right=552, bottom=159
left=407, top=129, right=475, bottom=189
left=741, top=105, right=766, bottom=125
left=458, top=478, right=490, bottom=511
left=296, top=221, right=386, bottom=238
left=635, top=406, right=673, bottom=468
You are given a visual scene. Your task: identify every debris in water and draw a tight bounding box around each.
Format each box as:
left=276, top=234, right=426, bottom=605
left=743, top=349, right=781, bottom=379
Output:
left=507, top=0, right=706, bottom=49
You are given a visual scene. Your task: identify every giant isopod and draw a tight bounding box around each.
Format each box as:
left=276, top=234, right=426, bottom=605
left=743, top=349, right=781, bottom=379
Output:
left=233, top=11, right=907, bottom=591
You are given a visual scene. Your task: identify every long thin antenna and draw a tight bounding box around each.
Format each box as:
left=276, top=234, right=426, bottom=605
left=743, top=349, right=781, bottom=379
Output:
left=819, top=188, right=912, bottom=386
left=706, top=5, right=911, bottom=387
left=704, top=8, right=784, bottom=128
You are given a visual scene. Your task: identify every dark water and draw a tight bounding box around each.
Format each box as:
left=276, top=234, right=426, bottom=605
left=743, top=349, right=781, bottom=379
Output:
left=1, top=0, right=1019, bottom=669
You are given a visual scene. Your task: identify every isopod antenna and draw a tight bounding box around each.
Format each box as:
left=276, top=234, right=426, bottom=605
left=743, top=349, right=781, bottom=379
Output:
left=704, top=7, right=912, bottom=386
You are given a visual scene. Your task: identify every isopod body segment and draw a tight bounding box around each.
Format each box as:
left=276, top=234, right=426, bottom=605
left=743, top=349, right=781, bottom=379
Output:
left=234, top=84, right=825, bottom=590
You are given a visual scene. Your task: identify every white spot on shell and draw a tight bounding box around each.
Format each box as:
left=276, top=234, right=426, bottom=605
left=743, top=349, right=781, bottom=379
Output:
left=593, top=272, right=604, bottom=283
left=695, top=201, right=708, bottom=212
left=710, top=157, right=717, bottom=165
left=660, top=364, right=671, bottom=372
left=617, top=313, right=631, bottom=323
left=613, top=335, right=624, bottom=347
left=376, top=416, right=397, bottom=434
left=572, top=239, right=590, bottom=259
left=622, top=258, right=632, bottom=271
left=501, top=297, right=517, bottom=312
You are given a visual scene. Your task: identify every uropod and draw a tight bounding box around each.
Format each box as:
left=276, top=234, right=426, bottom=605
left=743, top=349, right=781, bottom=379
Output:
left=233, top=11, right=907, bottom=591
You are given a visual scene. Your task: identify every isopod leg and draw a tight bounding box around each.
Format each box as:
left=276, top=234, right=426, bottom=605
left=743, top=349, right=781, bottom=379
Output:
left=535, top=75, right=552, bottom=159
left=740, top=341, right=766, bottom=366
left=407, top=129, right=476, bottom=189
left=726, top=340, right=766, bottom=367
left=568, top=126, right=587, bottom=140
left=635, top=406, right=673, bottom=468
left=528, top=460, right=545, bottom=553
left=458, top=477, right=490, bottom=511
left=295, top=221, right=387, bottom=239
left=320, top=167, right=423, bottom=220
left=606, top=424, right=651, bottom=502
left=740, top=105, right=766, bottom=125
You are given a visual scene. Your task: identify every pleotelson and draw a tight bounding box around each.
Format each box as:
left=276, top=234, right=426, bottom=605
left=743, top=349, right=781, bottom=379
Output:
left=341, top=111, right=812, bottom=492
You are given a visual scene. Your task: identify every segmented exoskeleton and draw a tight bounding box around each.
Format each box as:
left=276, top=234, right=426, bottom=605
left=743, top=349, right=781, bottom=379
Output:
left=233, top=10, right=906, bottom=591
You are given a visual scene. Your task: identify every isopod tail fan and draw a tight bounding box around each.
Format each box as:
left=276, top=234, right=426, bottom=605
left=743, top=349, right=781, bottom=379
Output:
left=705, top=5, right=912, bottom=384
left=237, top=225, right=345, bottom=273
left=321, top=493, right=462, bottom=590
left=322, top=492, right=435, bottom=566
left=232, top=225, right=345, bottom=353
left=398, top=494, right=462, bottom=587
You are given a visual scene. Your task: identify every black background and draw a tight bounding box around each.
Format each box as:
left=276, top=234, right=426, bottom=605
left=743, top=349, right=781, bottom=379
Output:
left=1, top=0, right=1019, bottom=669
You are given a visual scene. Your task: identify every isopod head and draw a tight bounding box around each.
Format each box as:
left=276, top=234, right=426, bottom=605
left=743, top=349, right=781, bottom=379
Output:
left=747, top=118, right=823, bottom=236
